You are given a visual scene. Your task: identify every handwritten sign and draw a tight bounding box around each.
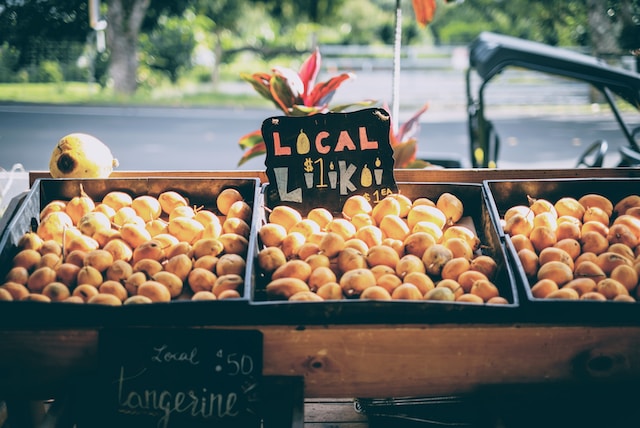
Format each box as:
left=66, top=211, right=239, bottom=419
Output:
left=262, top=107, right=398, bottom=213
left=96, top=328, right=263, bottom=428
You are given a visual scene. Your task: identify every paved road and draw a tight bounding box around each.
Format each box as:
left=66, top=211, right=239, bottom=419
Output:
left=0, top=102, right=633, bottom=174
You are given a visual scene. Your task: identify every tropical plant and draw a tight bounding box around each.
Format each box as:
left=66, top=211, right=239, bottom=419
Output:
left=389, top=102, right=431, bottom=168
left=237, top=48, right=376, bottom=165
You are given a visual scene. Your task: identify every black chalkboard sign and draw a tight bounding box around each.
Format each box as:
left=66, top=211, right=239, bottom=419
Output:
left=95, top=328, right=263, bottom=428
left=262, top=107, right=398, bottom=213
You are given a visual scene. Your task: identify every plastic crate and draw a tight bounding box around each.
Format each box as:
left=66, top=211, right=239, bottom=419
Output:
left=0, top=176, right=261, bottom=328
left=249, top=182, right=520, bottom=325
left=483, top=178, right=640, bottom=323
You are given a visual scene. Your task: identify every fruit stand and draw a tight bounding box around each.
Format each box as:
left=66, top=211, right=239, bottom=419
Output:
left=1, top=166, right=640, bottom=427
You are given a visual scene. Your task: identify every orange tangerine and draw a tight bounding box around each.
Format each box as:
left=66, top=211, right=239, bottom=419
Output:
left=582, top=206, right=609, bottom=225
left=326, top=218, right=357, bottom=240
left=307, top=208, right=333, bottom=229
left=470, top=279, right=500, bottom=302
left=530, top=278, right=559, bottom=298
left=536, top=260, right=573, bottom=286
left=528, top=197, right=557, bottom=218
left=563, top=277, right=597, bottom=296
left=555, top=221, right=581, bottom=241
left=529, top=226, right=557, bottom=253
left=379, top=215, right=410, bottom=241
left=546, top=288, right=579, bottom=300
left=407, top=205, right=446, bottom=230
left=533, top=212, right=558, bottom=232
left=440, top=257, right=470, bottom=281
left=457, top=270, right=488, bottom=293
left=517, top=248, right=539, bottom=278
left=581, top=220, right=609, bottom=237
left=580, top=231, right=609, bottom=255
left=538, top=247, right=574, bottom=270
left=387, top=194, right=413, bottom=218
left=510, top=234, right=535, bottom=253
left=554, top=197, right=585, bottom=220
left=403, top=232, right=436, bottom=258
left=504, top=205, right=534, bottom=223
left=371, top=197, right=401, bottom=225
left=403, top=271, right=435, bottom=295
left=341, top=195, right=373, bottom=219
left=553, top=238, right=581, bottom=260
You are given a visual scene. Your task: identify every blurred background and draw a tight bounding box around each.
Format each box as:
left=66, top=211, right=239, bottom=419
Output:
left=1, top=0, right=640, bottom=198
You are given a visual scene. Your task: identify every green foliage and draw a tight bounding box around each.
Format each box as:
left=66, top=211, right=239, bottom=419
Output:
left=140, top=14, right=197, bottom=83
left=331, top=0, right=391, bottom=45
left=35, top=60, right=63, bottom=83
left=0, top=0, right=90, bottom=68
left=93, top=51, right=110, bottom=88
left=189, top=65, right=214, bottom=83
left=430, top=0, right=591, bottom=47
left=0, top=0, right=635, bottom=97
left=0, top=43, right=20, bottom=82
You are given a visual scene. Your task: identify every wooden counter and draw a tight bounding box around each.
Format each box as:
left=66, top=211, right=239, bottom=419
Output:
left=1, top=169, right=638, bottom=427
left=1, top=323, right=639, bottom=400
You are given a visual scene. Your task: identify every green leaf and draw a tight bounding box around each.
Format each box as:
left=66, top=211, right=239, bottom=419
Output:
left=404, top=159, right=433, bottom=169
left=240, top=72, right=274, bottom=102
left=273, top=66, right=304, bottom=98
left=238, top=129, right=263, bottom=150
left=238, top=140, right=267, bottom=166
left=289, top=104, right=324, bottom=116
left=328, top=100, right=379, bottom=113
left=270, top=74, right=298, bottom=113
left=392, top=138, right=418, bottom=169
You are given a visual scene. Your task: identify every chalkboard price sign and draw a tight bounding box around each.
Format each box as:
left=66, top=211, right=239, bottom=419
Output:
left=262, top=107, right=398, bottom=213
left=96, top=328, right=263, bottom=428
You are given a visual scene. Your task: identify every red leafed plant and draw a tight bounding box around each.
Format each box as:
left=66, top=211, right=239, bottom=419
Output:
left=237, top=49, right=428, bottom=168
left=389, top=102, right=431, bottom=168
left=237, top=48, right=375, bottom=166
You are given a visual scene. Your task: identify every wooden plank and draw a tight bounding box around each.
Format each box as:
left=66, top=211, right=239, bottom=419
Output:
left=392, top=167, right=640, bottom=183
left=1, top=324, right=639, bottom=399
left=28, top=167, right=640, bottom=187
left=259, top=324, right=640, bottom=397
left=304, top=399, right=368, bottom=427
left=27, top=170, right=268, bottom=186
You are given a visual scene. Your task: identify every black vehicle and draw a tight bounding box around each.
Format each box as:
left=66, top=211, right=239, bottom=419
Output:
left=466, top=31, right=640, bottom=169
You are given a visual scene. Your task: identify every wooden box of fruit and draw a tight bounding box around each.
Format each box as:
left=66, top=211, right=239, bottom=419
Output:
left=250, top=181, right=519, bottom=324
left=0, top=177, right=261, bottom=327
left=483, top=178, right=640, bottom=323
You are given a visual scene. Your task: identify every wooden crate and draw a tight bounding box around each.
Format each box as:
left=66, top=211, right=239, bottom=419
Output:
left=0, top=169, right=639, bottom=427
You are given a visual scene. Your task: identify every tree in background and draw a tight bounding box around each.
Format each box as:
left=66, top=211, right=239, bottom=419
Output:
left=193, top=0, right=243, bottom=86
left=105, top=0, right=195, bottom=94
left=0, top=0, right=90, bottom=76
left=430, top=0, right=590, bottom=46
left=1, top=0, right=639, bottom=95
left=608, top=0, right=640, bottom=53
left=105, top=0, right=151, bottom=94
left=139, top=13, right=196, bottom=84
